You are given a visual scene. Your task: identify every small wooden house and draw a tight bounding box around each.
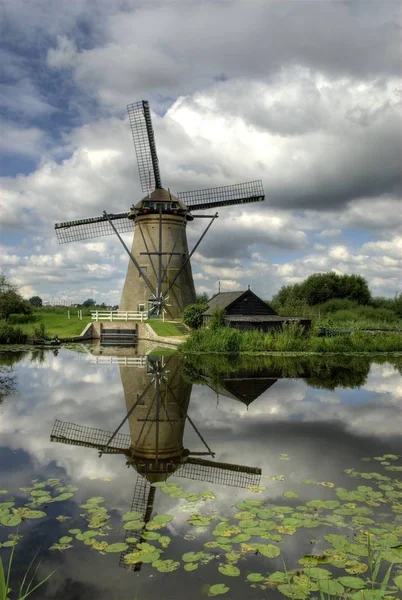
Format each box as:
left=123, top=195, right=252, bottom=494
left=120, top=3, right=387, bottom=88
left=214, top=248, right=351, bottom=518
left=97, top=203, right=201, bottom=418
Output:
left=202, top=289, right=311, bottom=333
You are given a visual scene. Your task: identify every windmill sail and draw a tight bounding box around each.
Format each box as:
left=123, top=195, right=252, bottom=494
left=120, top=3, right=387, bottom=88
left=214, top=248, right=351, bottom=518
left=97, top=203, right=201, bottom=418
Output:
left=177, top=180, right=265, bottom=211
left=127, top=100, right=162, bottom=193
left=55, top=212, right=132, bottom=244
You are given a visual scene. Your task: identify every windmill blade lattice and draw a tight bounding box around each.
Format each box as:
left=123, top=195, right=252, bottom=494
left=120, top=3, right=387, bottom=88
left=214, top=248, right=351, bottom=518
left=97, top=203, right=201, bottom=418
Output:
left=55, top=212, right=133, bottom=244
left=175, top=457, right=261, bottom=488
left=177, top=180, right=264, bottom=211
left=120, top=476, right=156, bottom=571
left=127, top=100, right=162, bottom=193
left=50, top=419, right=130, bottom=452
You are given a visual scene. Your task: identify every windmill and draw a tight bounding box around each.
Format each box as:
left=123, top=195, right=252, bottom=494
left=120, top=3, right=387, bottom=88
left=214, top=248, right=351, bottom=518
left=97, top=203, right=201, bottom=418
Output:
left=54, top=100, right=265, bottom=318
left=50, top=355, right=261, bottom=570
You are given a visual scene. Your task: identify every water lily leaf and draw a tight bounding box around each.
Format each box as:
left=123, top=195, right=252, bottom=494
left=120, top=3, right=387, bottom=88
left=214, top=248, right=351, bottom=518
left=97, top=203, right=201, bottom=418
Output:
left=0, top=490, right=8, bottom=495
left=52, top=493, right=74, bottom=501
left=307, top=567, right=332, bottom=580
left=234, top=511, right=255, bottom=520
left=49, top=543, right=72, bottom=552
left=2, top=541, right=16, bottom=547
left=82, top=531, right=98, bottom=539
left=182, top=551, right=204, bottom=563
left=338, top=576, right=366, bottom=589
left=279, top=454, right=290, bottom=460
left=218, top=564, right=240, bottom=577
left=277, top=584, right=307, bottom=599
left=259, top=544, right=280, bottom=559
left=345, top=561, right=368, bottom=574
left=69, top=529, right=81, bottom=535
left=208, top=583, right=230, bottom=597
left=283, top=491, right=299, bottom=499
left=122, top=511, right=142, bottom=521
left=158, top=535, right=171, bottom=548
left=268, top=572, right=288, bottom=583
left=124, top=520, right=145, bottom=531
left=56, top=515, right=71, bottom=522
left=231, top=533, right=251, bottom=543
left=247, top=573, right=265, bottom=582
left=29, top=490, right=48, bottom=497
left=92, top=540, right=108, bottom=551
left=184, top=562, right=198, bottom=571
left=0, top=514, right=21, bottom=527
left=302, top=479, right=316, bottom=484
left=152, top=514, right=174, bottom=524
left=142, top=531, right=160, bottom=541
left=317, top=580, right=344, bottom=595
left=19, top=509, right=46, bottom=519
left=59, top=536, right=73, bottom=544
left=105, top=543, right=128, bottom=553
left=0, top=502, right=15, bottom=509
left=394, top=575, right=402, bottom=590
left=152, top=559, right=179, bottom=572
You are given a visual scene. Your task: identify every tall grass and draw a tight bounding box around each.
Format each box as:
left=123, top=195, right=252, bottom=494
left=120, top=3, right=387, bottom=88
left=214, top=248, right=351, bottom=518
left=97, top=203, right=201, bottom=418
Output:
left=180, top=324, right=402, bottom=354
left=0, top=544, right=55, bottom=600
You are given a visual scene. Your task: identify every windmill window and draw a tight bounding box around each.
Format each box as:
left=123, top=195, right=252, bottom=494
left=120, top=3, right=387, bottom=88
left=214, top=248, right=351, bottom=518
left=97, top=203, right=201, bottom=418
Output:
left=138, top=303, right=145, bottom=312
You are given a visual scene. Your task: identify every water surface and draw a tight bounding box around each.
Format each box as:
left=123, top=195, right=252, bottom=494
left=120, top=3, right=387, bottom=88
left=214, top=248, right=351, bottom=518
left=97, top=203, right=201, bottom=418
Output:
left=0, top=348, right=401, bottom=599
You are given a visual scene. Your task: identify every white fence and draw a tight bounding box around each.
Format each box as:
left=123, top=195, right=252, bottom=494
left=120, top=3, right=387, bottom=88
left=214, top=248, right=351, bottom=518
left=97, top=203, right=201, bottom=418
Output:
left=90, top=356, right=147, bottom=367
left=91, top=311, right=148, bottom=322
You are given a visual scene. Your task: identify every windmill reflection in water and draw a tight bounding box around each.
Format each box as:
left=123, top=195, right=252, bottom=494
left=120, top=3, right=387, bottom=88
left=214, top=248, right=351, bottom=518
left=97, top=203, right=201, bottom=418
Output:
left=50, top=355, right=262, bottom=570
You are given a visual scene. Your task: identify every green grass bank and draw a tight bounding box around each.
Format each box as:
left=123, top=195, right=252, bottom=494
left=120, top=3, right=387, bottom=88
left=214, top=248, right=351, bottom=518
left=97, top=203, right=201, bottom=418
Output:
left=179, top=325, right=402, bottom=354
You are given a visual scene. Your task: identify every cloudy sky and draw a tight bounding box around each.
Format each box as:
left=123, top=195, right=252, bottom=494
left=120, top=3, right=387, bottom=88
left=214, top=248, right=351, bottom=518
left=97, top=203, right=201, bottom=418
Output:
left=0, top=0, right=401, bottom=304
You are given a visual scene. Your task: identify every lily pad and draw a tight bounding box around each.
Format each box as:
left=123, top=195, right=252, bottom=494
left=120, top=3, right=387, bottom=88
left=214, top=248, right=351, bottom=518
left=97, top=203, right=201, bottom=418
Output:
left=184, top=562, right=198, bottom=571
left=337, top=576, right=366, bottom=589
left=208, top=583, right=230, bottom=597
left=0, top=514, right=21, bottom=527
left=247, top=573, right=265, bottom=582
left=59, top=536, right=73, bottom=544
left=259, top=544, right=280, bottom=558
left=122, top=511, right=142, bottom=521
left=152, top=559, right=179, bottom=572
left=218, top=564, right=240, bottom=577
left=105, top=543, right=129, bottom=553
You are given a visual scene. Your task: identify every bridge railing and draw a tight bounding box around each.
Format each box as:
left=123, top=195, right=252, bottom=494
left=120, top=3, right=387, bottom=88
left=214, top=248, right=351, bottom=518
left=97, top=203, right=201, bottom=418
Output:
left=91, top=311, right=148, bottom=322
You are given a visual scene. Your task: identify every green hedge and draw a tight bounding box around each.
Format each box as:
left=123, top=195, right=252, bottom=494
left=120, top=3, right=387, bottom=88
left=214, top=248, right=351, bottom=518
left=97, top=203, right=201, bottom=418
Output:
left=8, top=313, right=38, bottom=325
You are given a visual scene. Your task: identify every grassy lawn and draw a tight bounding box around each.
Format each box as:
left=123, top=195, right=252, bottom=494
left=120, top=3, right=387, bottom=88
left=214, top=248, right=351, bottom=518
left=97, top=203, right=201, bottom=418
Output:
left=1, top=313, right=92, bottom=338
left=147, top=320, right=186, bottom=337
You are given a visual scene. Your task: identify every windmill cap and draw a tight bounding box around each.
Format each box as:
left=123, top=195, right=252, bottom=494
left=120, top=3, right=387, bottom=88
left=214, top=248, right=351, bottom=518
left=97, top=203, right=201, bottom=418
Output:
left=134, top=187, right=187, bottom=211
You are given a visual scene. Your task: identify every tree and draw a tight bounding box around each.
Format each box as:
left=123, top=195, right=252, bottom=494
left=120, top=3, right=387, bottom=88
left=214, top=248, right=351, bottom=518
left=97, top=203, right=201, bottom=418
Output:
left=272, top=272, right=372, bottom=308
left=196, top=293, right=209, bottom=304
left=29, top=296, right=43, bottom=307
left=0, top=290, right=32, bottom=321
left=82, top=298, right=96, bottom=307
left=183, top=302, right=208, bottom=329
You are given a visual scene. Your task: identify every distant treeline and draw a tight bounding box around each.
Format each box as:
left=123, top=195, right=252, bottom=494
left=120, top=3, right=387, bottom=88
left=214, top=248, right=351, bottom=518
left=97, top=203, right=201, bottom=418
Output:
left=268, top=272, right=402, bottom=322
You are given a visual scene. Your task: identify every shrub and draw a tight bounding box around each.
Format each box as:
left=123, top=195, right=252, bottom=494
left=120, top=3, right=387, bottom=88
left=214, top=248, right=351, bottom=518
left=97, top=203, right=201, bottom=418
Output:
left=32, top=323, right=49, bottom=340
left=209, top=308, right=226, bottom=330
left=183, top=303, right=208, bottom=329
left=8, top=313, right=37, bottom=324
left=0, top=325, right=28, bottom=344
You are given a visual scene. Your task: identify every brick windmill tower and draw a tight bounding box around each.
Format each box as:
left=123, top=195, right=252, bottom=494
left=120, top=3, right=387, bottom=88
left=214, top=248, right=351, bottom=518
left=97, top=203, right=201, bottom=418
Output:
left=55, top=100, right=265, bottom=318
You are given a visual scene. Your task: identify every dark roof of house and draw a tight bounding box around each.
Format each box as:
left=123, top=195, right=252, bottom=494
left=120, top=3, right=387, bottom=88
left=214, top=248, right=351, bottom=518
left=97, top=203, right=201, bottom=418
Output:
left=203, top=376, right=278, bottom=406
left=202, top=291, right=247, bottom=316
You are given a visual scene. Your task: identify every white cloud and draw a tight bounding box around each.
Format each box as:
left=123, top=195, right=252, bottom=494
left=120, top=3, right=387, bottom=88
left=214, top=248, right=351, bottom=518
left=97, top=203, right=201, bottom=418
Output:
left=319, top=229, right=341, bottom=238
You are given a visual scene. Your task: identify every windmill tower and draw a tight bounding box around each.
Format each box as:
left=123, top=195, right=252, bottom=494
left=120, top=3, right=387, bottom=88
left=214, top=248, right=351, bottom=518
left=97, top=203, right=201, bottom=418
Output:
left=50, top=355, right=261, bottom=570
left=54, top=100, right=265, bottom=318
